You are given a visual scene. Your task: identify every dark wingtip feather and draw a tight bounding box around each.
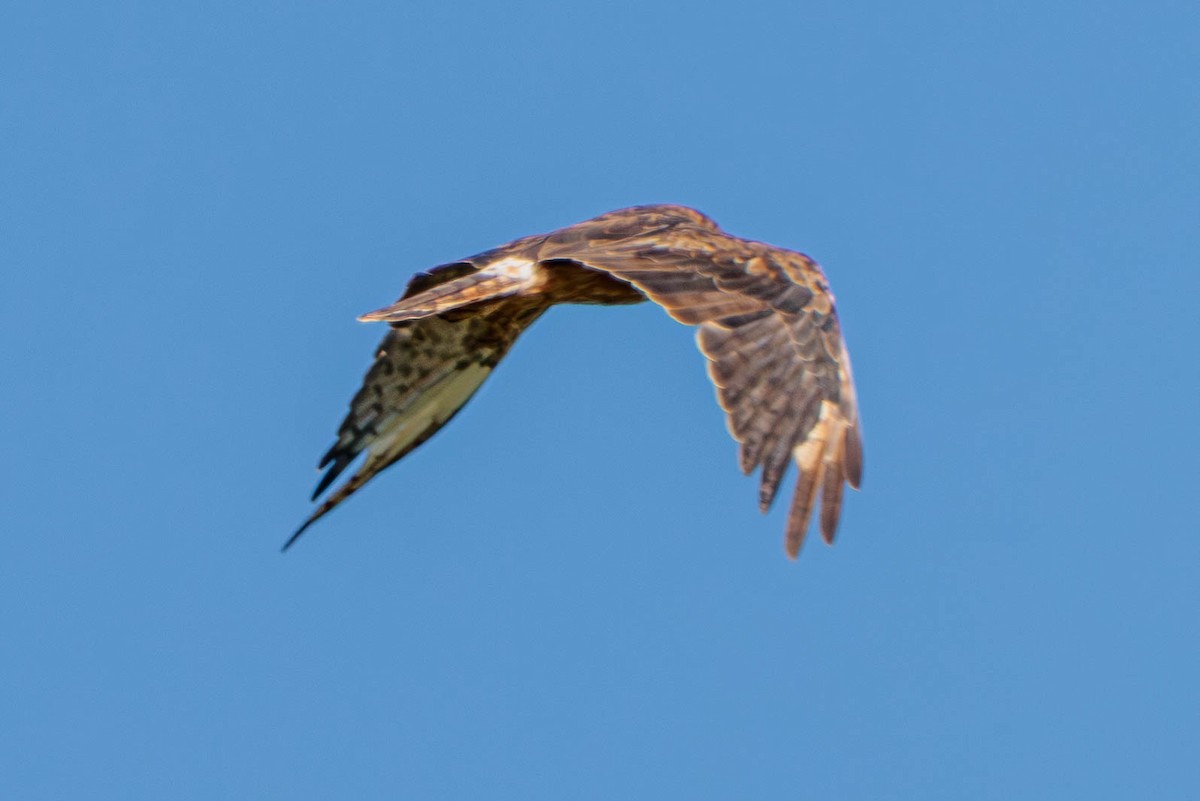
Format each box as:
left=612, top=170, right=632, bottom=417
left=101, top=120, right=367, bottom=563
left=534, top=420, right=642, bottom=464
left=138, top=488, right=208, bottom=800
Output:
left=758, top=457, right=786, bottom=513
left=843, top=427, right=864, bottom=489
left=281, top=519, right=314, bottom=552
left=819, top=469, right=845, bottom=545
left=317, top=441, right=340, bottom=470
left=784, top=467, right=821, bottom=559
left=738, top=443, right=756, bottom=475
left=310, top=451, right=353, bottom=501
left=288, top=459, right=375, bottom=552
left=285, top=482, right=355, bottom=552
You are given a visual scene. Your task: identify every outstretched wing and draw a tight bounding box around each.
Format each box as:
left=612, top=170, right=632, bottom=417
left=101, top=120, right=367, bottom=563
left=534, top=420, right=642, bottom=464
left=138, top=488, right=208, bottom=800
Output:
left=285, top=265, right=545, bottom=550
left=535, top=207, right=863, bottom=557
left=293, top=204, right=860, bottom=559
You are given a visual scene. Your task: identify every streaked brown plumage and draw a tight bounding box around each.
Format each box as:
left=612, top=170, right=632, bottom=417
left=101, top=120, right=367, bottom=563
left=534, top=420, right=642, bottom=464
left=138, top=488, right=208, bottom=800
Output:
left=287, top=204, right=863, bottom=558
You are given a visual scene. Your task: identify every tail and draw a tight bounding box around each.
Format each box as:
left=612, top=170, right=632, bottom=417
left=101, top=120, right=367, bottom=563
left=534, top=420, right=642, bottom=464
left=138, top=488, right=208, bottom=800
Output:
left=358, top=256, right=546, bottom=323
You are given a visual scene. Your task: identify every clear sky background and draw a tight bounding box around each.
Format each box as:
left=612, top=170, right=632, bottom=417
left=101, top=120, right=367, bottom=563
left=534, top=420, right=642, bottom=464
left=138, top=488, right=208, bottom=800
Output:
left=3, top=1, right=1198, bottom=798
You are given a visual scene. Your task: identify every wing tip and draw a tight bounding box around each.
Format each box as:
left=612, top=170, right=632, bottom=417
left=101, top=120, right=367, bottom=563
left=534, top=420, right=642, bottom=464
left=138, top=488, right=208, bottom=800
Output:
left=779, top=402, right=864, bottom=560
left=784, top=528, right=804, bottom=560
left=843, top=425, right=864, bottom=489
left=818, top=473, right=845, bottom=546
left=310, top=470, right=336, bottom=502
left=286, top=477, right=359, bottom=552
left=281, top=518, right=315, bottom=552
left=783, top=470, right=820, bottom=559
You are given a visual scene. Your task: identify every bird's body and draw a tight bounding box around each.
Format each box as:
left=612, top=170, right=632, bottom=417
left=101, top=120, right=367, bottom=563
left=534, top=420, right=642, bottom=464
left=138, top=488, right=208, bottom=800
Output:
left=289, top=204, right=862, bottom=558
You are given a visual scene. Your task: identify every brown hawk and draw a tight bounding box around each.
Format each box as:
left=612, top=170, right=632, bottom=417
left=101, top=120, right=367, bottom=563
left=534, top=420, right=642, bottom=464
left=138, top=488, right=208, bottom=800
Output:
left=288, top=205, right=863, bottom=558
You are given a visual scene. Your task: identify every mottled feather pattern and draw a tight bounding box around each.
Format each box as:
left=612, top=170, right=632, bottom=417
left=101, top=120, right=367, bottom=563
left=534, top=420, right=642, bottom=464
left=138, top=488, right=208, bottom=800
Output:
left=534, top=214, right=861, bottom=555
left=286, top=270, right=548, bottom=549
left=292, top=204, right=862, bottom=559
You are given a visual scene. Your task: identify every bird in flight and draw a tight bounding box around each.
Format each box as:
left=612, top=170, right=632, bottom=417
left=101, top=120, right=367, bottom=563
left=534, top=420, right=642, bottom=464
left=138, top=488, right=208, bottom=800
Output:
left=287, top=204, right=862, bottom=558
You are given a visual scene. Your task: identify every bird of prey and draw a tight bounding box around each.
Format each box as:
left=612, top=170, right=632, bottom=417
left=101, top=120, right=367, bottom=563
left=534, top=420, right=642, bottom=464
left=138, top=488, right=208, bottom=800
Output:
left=287, top=204, right=862, bottom=558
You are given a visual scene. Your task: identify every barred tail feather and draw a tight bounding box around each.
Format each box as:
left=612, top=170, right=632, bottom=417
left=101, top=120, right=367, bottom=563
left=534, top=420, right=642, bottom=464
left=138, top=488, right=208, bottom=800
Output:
left=359, top=258, right=544, bottom=323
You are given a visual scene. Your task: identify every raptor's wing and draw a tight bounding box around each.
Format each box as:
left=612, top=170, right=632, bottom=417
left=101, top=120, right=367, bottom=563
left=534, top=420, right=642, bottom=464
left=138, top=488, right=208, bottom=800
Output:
left=535, top=206, right=863, bottom=557
left=285, top=264, right=544, bottom=550
left=292, top=205, right=862, bottom=559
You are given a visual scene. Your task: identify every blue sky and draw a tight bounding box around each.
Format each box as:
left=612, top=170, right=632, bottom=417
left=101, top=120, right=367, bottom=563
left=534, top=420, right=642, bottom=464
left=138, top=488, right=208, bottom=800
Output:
left=3, top=1, right=1198, bottom=798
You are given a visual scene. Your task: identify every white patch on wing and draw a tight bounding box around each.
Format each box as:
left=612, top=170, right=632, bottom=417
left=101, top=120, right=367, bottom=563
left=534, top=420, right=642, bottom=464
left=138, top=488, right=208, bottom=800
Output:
left=793, top=400, right=836, bottom=474
left=487, top=256, right=540, bottom=282
left=365, top=363, right=492, bottom=464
